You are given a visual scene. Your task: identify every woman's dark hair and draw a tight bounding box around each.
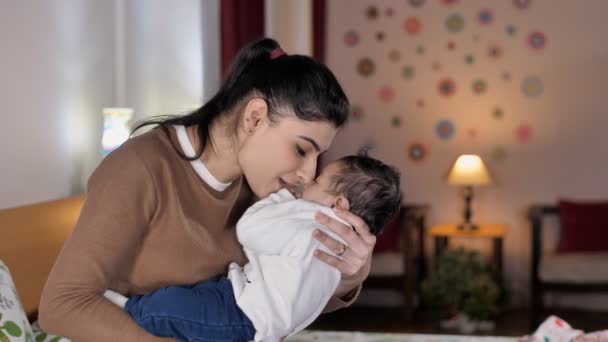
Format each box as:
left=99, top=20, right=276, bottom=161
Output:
left=131, top=38, right=350, bottom=160
left=329, top=149, right=402, bottom=236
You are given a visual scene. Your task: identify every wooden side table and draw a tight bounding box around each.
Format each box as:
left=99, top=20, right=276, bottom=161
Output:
left=429, top=224, right=507, bottom=285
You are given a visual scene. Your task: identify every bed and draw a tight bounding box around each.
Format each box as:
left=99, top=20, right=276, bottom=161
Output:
left=0, top=195, right=518, bottom=341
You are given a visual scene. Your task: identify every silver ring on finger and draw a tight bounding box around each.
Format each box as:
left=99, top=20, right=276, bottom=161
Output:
left=337, top=243, right=348, bottom=257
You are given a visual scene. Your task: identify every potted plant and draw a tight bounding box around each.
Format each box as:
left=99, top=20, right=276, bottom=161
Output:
left=421, top=247, right=501, bottom=333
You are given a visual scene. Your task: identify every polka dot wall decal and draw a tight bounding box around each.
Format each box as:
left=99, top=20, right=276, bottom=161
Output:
left=402, top=65, right=415, bottom=79
left=447, top=41, right=456, bottom=50
left=506, top=24, right=516, bottom=36
left=438, top=78, right=456, bottom=97
left=491, top=146, right=507, bottom=161
left=416, top=99, right=425, bottom=108
left=472, top=79, right=488, bottom=94
left=522, top=76, right=543, bottom=97
left=389, top=49, right=401, bottom=62
left=466, top=127, right=478, bottom=141
left=407, top=142, right=428, bottom=163
left=478, top=8, right=493, bottom=25
left=357, top=58, right=375, bottom=77
left=502, top=71, right=512, bottom=81
left=385, top=7, right=395, bottom=17
left=366, top=6, right=379, bottom=20
left=516, top=124, right=532, bottom=142
left=416, top=45, right=425, bottom=55
left=343, top=30, right=359, bottom=47
left=432, top=61, right=441, bottom=71
left=465, top=54, right=475, bottom=65
left=514, top=0, right=532, bottom=10
left=391, top=116, right=402, bottom=127
left=378, top=86, right=395, bottom=102
left=436, top=120, right=455, bottom=140
left=376, top=31, right=386, bottom=41
left=488, top=45, right=502, bottom=60
left=441, top=0, right=458, bottom=6
left=409, top=0, right=425, bottom=8
left=404, top=17, right=422, bottom=35
left=351, top=105, right=364, bottom=122
left=528, top=31, right=547, bottom=50
left=493, top=107, right=504, bottom=119
left=446, top=14, right=465, bottom=33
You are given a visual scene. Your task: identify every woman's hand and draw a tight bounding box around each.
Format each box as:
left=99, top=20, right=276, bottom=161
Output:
left=313, top=208, right=376, bottom=297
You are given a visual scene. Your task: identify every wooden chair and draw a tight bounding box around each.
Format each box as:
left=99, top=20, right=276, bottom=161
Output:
left=528, top=204, right=608, bottom=329
left=362, top=204, right=428, bottom=322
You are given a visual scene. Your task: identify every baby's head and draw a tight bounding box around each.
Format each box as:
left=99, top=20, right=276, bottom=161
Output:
left=301, top=151, right=401, bottom=235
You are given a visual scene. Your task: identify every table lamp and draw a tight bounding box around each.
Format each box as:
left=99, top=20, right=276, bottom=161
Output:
left=447, top=154, right=492, bottom=230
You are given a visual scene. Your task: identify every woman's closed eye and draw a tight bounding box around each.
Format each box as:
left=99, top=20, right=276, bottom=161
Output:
left=296, top=144, right=306, bottom=157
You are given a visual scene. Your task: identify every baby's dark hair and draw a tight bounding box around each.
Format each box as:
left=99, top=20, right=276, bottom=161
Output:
left=329, top=150, right=402, bottom=236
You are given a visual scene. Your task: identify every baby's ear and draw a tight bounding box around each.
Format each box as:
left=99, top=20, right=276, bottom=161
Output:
left=333, top=196, right=350, bottom=211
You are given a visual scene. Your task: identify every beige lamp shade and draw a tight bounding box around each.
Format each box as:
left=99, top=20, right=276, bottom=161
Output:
left=447, top=154, right=492, bottom=186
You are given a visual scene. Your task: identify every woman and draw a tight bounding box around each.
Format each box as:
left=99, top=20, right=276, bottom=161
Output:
left=39, top=38, right=376, bottom=341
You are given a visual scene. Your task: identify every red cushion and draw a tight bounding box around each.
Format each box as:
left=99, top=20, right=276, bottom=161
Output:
left=374, top=211, right=402, bottom=253
left=557, top=199, right=608, bottom=253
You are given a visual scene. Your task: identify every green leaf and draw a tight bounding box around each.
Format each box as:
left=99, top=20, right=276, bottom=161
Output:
left=49, top=337, right=62, bottom=342
left=36, top=332, right=48, bottom=342
left=0, top=330, right=10, bottom=342
left=3, top=320, right=23, bottom=337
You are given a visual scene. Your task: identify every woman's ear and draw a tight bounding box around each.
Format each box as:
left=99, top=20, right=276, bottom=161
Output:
left=242, top=98, right=268, bottom=134
left=332, top=195, right=350, bottom=211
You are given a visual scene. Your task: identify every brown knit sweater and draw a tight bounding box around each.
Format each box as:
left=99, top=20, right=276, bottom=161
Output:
left=38, top=128, right=358, bottom=341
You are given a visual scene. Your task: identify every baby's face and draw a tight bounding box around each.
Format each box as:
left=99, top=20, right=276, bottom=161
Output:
left=300, top=161, right=342, bottom=207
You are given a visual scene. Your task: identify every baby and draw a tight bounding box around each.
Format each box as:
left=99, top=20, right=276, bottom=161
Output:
left=104, top=151, right=401, bottom=342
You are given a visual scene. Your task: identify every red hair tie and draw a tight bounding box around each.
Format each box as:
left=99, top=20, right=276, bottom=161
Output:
left=270, top=48, right=286, bottom=59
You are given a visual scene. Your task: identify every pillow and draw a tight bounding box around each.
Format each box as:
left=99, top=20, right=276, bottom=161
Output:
left=557, top=199, right=608, bottom=253
left=374, top=209, right=402, bottom=253
left=0, top=260, right=35, bottom=341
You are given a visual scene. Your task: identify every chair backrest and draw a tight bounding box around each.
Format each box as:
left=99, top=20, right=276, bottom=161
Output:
left=528, top=205, right=561, bottom=256
left=0, top=195, right=85, bottom=315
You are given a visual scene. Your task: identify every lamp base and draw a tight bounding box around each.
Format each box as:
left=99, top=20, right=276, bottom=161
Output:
left=458, top=222, right=479, bottom=231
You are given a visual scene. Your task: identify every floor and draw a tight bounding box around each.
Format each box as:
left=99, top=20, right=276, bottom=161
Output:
left=309, top=306, right=608, bottom=337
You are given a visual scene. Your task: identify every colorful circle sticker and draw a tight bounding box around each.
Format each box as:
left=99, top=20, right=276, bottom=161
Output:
left=472, top=79, right=488, bottom=94
left=409, top=0, right=425, bottom=8
left=488, top=45, right=502, bottom=60
left=416, top=99, right=425, bottom=108
left=391, top=116, right=402, bottom=127
left=351, top=105, right=364, bottom=122
left=376, top=31, right=386, bottom=41
left=528, top=31, right=547, bottom=50
left=378, top=86, right=395, bottom=103
left=389, top=49, right=401, bottom=62
left=366, top=6, right=379, bottom=20
left=416, top=45, right=425, bottom=55
left=357, top=58, right=375, bottom=77
left=506, top=24, right=516, bottom=36
left=436, top=120, right=455, bottom=140
left=407, top=142, right=428, bottom=163
left=447, top=41, right=456, bottom=50
left=432, top=61, right=441, bottom=71
left=438, top=78, right=456, bottom=96
left=344, top=30, right=359, bottom=47
left=493, top=107, right=504, bottom=119
left=516, top=124, right=532, bottom=142
left=478, top=8, right=493, bottom=25
left=446, top=14, right=465, bottom=33
left=404, top=17, right=422, bottom=35
left=502, top=71, right=512, bottom=81
left=522, top=76, right=543, bottom=97
left=514, top=0, right=532, bottom=10
left=385, top=7, right=395, bottom=17
left=402, top=65, right=415, bottom=79
left=491, top=146, right=507, bottom=161
left=465, top=54, right=475, bottom=65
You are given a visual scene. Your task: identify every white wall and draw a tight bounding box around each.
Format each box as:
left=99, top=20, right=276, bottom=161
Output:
left=325, top=0, right=608, bottom=308
left=0, top=0, right=212, bottom=209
